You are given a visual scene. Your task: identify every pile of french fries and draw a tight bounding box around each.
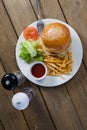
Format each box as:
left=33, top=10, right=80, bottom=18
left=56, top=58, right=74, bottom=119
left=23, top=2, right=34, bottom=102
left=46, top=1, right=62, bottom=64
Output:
left=37, top=39, right=73, bottom=77
left=44, top=51, right=73, bottom=77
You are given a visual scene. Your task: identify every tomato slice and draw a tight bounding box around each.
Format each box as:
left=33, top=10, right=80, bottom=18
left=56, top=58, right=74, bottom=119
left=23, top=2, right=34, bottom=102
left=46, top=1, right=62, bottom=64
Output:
left=23, top=27, right=39, bottom=40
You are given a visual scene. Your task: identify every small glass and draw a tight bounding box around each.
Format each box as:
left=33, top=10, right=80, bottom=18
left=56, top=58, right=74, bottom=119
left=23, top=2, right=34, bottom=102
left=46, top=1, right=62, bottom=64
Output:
left=12, top=87, right=34, bottom=110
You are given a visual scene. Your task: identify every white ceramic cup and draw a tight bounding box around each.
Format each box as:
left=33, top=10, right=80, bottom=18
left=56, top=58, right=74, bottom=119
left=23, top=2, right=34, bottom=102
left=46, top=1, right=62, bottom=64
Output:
left=30, top=62, right=47, bottom=80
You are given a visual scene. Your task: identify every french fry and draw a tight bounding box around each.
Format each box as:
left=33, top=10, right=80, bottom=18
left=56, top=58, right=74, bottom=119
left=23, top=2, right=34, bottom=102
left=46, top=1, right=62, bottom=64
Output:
left=37, top=43, right=73, bottom=77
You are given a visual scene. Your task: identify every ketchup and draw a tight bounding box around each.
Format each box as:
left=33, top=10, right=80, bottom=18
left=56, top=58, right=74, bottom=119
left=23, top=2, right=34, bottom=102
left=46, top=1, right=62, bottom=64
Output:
left=31, top=63, right=45, bottom=78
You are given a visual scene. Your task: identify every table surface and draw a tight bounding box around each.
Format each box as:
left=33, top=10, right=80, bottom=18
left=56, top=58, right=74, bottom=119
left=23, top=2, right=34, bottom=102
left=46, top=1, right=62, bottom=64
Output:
left=0, top=0, right=87, bottom=130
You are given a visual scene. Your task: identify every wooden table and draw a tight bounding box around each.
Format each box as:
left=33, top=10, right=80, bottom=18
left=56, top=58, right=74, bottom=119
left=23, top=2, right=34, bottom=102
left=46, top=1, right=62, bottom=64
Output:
left=0, top=0, right=87, bottom=130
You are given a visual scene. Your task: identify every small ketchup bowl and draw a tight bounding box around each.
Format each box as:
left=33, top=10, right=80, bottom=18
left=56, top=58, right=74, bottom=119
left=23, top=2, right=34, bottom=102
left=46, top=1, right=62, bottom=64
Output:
left=30, top=62, right=47, bottom=80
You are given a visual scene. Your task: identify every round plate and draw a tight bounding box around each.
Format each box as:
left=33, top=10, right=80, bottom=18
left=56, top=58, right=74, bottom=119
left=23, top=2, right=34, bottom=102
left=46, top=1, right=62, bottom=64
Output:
left=16, top=19, right=83, bottom=87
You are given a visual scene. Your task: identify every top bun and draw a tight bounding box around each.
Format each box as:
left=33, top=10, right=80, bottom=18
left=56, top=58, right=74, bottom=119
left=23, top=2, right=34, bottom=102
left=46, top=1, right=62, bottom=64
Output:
left=41, top=23, right=71, bottom=55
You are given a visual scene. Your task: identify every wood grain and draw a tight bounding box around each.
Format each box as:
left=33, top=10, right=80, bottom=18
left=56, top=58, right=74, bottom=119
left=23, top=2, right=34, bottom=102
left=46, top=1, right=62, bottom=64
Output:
left=0, top=0, right=56, bottom=130
left=0, top=2, right=18, bottom=72
left=0, top=62, right=30, bottom=130
left=57, top=0, right=87, bottom=129
left=40, top=86, right=83, bottom=130
left=30, top=0, right=65, bottom=21
left=59, top=0, right=87, bottom=67
left=0, top=0, right=87, bottom=130
left=0, top=120, right=4, bottom=130
left=2, top=0, right=36, bottom=36
left=65, top=64, right=87, bottom=130
left=31, top=0, right=87, bottom=129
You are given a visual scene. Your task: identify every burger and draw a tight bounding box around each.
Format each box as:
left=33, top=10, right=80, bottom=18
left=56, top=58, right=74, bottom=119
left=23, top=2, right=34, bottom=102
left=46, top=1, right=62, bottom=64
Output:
left=41, top=23, right=71, bottom=57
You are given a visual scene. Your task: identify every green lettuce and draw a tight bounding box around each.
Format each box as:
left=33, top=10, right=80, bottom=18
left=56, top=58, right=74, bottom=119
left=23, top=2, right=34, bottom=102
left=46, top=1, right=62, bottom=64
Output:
left=19, top=40, right=44, bottom=63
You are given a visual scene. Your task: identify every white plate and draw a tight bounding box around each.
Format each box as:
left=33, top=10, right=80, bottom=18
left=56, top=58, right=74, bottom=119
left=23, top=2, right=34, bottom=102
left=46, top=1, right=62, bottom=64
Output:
left=16, top=19, right=83, bottom=87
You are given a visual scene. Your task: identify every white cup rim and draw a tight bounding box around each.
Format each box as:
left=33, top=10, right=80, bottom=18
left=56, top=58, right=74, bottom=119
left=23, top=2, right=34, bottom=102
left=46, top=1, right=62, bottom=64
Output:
left=30, top=61, right=47, bottom=80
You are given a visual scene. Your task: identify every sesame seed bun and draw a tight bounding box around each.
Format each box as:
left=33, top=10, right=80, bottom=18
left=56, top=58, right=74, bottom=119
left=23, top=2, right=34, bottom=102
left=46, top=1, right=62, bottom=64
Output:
left=41, top=23, right=71, bottom=56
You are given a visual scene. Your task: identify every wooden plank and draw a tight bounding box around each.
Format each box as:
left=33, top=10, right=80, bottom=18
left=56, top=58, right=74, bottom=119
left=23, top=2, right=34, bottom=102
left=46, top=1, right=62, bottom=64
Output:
left=40, top=86, right=83, bottom=130
left=2, top=0, right=36, bottom=36
left=2, top=0, right=86, bottom=129
left=0, top=2, right=18, bottom=71
left=40, top=63, right=87, bottom=130
left=0, top=62, right=30, bottom=130
left=58, top=0, right=87, bottom=129
left=0, top=1, right=55, bottom=130
left=20, top=82, right=56, bottom=130
left=59, top=0, right=87, bottom=66
left=30, top=0, right=87, bottom=129
left=2, top=0, right=87, bottom=129
left=0, top=120, right=4, bottom=130
left=65, top=64, right=87, bottom=130
left=30, top=0, right=65, bottom=21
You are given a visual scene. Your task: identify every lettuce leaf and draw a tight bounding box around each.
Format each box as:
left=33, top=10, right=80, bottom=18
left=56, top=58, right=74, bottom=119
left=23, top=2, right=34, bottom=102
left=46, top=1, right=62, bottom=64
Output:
left=19, top=40, right=44, bottom=63
left=21, top=41, right=37, bottom=57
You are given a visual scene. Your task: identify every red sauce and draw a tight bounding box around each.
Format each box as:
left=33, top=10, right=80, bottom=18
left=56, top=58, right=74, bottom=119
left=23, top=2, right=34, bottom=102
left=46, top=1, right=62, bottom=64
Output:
left=31, top=63, right=45, bottom=78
